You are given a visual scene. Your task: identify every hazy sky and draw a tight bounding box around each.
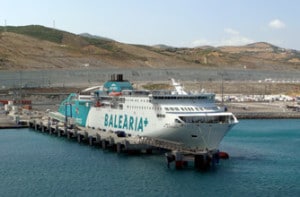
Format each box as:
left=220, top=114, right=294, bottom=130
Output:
left=1, top=0, right=299, bottom=49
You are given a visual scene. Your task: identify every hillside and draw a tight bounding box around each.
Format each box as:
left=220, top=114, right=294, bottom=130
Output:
left=0, top=25, right=300, bottom=70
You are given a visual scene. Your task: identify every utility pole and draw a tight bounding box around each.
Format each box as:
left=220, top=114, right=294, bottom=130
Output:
left=4, top=19, right=7, bottom=32
left=19, top=71, right=22, bottom=108
left=221, top=72, right=224, bottom=106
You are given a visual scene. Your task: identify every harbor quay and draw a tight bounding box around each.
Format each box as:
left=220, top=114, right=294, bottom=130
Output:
left=25, top=114, right=223, bottom=171
left=1, top=75, right=300, bottom=171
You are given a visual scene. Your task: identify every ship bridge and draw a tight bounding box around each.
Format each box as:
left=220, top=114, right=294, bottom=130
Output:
left=150, top=90, right=215, bottom=102
left=177, top=112, right=238, bottom=124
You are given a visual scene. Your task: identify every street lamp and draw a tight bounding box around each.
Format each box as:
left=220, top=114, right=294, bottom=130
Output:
left=83, top=63, right=90, bottom=84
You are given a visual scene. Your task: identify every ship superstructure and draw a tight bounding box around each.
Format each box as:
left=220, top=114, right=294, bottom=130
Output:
left=82, top=74, right=238, bottom=151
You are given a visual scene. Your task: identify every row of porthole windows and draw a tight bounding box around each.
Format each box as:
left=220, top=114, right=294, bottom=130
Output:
left=164, top=107, right=206, bottom=112
left=127, top=106, right=217, bottom=111
left=126, top=99, right=150, bottom=102
left=123, top=105, right=217, bottom=112
left=126, top=106, right=162, bottom=110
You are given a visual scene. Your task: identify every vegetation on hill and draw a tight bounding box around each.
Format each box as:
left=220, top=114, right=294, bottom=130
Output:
left=0, top=25, right=64, bottom=43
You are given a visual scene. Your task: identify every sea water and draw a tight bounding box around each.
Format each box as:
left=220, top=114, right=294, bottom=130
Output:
left=0, top=119, right=299, bottom=197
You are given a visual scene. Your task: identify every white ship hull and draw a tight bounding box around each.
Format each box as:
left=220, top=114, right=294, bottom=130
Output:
left=86, top=106, right=237, bottom=150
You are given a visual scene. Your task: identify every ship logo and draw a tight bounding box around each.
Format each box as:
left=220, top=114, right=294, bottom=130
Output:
left=104, top=114, right=148, bottom=132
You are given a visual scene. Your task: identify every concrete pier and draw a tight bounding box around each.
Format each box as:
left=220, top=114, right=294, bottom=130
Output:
left=29, top=118, right=151, bottom=152
left=0, top=114, right=29, bottom=129
left=26, top=115, right=226, bottom=171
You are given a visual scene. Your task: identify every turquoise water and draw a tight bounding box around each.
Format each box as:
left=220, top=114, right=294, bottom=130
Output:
left=0, top=120, right=299, bottom=197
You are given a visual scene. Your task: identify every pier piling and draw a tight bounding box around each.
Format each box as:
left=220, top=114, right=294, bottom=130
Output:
left=101, top=140, right=107, bottom=149
left=88, top=136, right=93, bottom=146
left=34, top=120, right=37, bottom=131
left=67, top=130, right=71, bottom=139
left=96, top=134, right=101, bottom=144
left=41, top=122, right=44, bottom=132
left=77, top=135, right=82, bottom=143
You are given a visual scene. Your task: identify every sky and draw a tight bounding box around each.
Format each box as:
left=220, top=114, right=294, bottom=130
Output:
left=1, top=0, right=300, bottom=50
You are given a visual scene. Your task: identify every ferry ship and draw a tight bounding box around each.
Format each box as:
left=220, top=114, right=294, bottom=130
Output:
left=58, top=74, right=238, bottom=151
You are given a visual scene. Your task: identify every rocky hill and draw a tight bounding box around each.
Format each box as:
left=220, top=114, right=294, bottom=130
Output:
left=0, top=25, right=300, bottom=71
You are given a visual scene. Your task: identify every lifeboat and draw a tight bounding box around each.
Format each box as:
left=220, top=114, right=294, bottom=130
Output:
left=219, top=151, right=229, bottom=159
left=109, top=92, right=122, bottom=96
left=95, top=101, right=101, bottom=107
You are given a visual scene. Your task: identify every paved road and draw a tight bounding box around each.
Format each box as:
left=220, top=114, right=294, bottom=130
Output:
left=1, top=68, right=300, bottom=89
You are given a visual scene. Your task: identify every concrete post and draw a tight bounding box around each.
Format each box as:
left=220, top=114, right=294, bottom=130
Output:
left=34, top=120, right=37, bottom=131
left=116, top=143, right=122, bottom=153
left=67, top=130, right=71, bottom=139
left=47, top=121, right=51, bottom=133
left=84, top=131, right=88, bottom=141
left=57, top=128, right=61, bottom=137
left=174, top=151, right=183, bottom=169
left=89, top=136, right=93, bottom=146
left=41, top=122, right=44, bottom=132
left=102, top=140, right=106, bottom=149
left=96, top=134, right=101, bottom=144
left=64, top=126, right=67, bottom=136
